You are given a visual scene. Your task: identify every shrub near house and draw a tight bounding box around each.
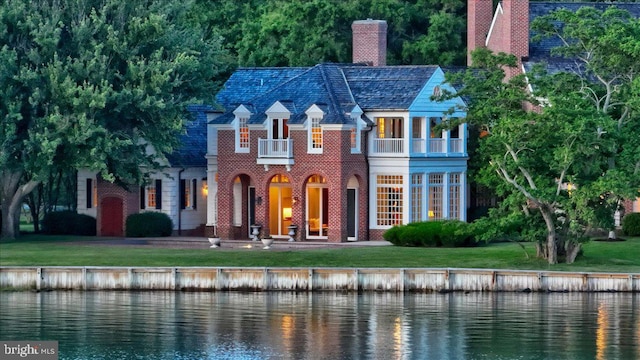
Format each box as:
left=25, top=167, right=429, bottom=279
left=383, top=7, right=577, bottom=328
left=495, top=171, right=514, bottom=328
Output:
left=126, top=212, right=174, bottom=237
left=383, top=220, right=475, bottom=247
left=622, top=213, right=640, bottom=236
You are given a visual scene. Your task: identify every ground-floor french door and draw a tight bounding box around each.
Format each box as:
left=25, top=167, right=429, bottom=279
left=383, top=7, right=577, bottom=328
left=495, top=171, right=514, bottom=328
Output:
left=269, top=175, right=292, bottom=237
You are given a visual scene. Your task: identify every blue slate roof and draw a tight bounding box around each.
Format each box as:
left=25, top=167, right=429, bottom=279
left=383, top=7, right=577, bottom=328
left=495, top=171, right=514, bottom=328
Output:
left=343, top=66, right=438, bottom=110
left=212, top=63, right=442, bottom=126
left=165, top=104, right=211, bottom=167
left=526, top=2, right=640, bottom=73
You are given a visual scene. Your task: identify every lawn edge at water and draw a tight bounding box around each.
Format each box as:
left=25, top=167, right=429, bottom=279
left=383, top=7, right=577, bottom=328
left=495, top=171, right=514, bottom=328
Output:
left=1, top=235, right=639, bottom=273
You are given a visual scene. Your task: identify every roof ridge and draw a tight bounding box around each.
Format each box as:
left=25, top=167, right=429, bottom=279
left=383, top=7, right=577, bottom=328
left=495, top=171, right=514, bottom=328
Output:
left=318, top=64, right=347, bottom=120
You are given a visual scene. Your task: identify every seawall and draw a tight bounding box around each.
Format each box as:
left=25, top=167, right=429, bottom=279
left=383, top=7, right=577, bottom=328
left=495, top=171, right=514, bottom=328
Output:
left=1, top=267, right=639, bottom=292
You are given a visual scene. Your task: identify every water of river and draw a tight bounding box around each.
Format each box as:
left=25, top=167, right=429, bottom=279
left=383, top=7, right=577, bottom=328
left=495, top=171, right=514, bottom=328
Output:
left=0, top=291, right=638, bottom=360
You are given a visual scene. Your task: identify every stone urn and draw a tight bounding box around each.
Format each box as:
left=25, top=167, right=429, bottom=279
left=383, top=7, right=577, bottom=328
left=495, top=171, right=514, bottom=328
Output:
left=251, top=224, right=262, bottom=242
left=208, top=237, right=221, bottom=248
left=287, top=225, right=298, bottom=242
left=261, top=236, right=274, bottom=250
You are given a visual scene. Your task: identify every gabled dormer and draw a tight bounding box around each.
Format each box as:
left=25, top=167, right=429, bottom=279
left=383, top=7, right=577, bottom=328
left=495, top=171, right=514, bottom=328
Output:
left=305, top=104, right=325, bottom=154
left=233, top=105, right=252, bottom=153
left=258, top=101, right=294, bottom=171
left=349, top=105, right=365, bottom=154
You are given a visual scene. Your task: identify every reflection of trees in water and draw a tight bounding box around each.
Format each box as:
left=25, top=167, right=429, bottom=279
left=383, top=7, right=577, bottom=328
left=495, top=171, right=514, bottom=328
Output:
left=0, top=292, right=638, bottom=359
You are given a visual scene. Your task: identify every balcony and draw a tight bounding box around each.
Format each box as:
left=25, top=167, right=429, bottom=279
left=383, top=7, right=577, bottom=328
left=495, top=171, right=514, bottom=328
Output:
left=371, top=137, right=465, bottom=157
left=257, top=138, right=294, bottom=170
left=372, top=138, right=404, bottom=154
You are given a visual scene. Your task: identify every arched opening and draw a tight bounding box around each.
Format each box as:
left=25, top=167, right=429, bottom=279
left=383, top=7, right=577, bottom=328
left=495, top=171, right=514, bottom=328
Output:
left=268, top=174, right=292, bottom=237
left=306, top=175, right=328, bottom=238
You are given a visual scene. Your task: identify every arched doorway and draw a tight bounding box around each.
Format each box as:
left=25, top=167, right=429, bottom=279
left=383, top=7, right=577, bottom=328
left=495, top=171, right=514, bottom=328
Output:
left=101, top=197, right=123, bottom=236
left=306, top=175, right=328, bottom=238
left=269, top=174, right=292, bottom=237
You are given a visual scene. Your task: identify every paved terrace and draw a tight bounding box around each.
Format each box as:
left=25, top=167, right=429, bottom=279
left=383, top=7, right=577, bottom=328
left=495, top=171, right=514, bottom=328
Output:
left=74, top=237, right=393, bottom=250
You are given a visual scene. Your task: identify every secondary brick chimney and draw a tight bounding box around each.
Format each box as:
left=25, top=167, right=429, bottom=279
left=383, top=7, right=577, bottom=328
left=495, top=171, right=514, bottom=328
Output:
left=352, top=19, right=387, bottom=66
left=467, top=0, right=495, bottom=65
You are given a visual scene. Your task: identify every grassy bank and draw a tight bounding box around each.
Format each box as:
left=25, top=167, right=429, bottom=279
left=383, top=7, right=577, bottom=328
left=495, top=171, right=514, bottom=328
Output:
left=1, top=235, right=639, bottom=273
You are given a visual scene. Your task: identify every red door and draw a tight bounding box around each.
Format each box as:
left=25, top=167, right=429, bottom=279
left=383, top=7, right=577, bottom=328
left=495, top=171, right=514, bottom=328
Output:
left=101, top=197, right=123, bottom=236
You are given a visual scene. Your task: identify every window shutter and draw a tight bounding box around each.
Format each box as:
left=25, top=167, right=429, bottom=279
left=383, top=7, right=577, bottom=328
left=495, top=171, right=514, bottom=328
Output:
left=86, top=179, right=93, bottom=209
left=180, top=179, right=186, bottom=210
left=192, top=179, right=197, bottom=209
left=155, top=179, right=162, bottom=209
left=140, top=186, right=146, bottom=210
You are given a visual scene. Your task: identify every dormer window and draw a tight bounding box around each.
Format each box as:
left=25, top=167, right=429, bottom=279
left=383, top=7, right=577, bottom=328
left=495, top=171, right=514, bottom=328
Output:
left=350, top=119, right=362, bottom=154
left=238, top=117, right=249, bottom=150
left=233, top=105, right=252, bottom=153
left=306, top=105, right=324, bottom=154
left=350, top=106, right=363, bottom=154
left=309, top=117, right=322, bottom=153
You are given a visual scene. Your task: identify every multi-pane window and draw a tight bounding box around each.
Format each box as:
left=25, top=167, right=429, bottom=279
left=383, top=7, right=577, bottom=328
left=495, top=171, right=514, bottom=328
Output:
left=449, top=173, right=461, bottom=219
left=141, top=180, right=162, bottom=210
left=180, top=179, right=197, bottom=210
left=351, top=128, right=357, bottom=149
left=411, top=174, right=423, bottom=223
left=147, top=186, right=157, bottom=208
left=238, top=117, right=249, bottom=149
left=310, top=117, right=322, bottom=150
left=428, top=174, right=443, bottom=220
left=376, top=175, right=403, bottom=226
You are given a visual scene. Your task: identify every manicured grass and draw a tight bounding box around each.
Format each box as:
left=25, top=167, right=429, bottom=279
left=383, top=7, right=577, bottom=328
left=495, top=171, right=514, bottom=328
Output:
left=1, top=235, right=639, bottom=273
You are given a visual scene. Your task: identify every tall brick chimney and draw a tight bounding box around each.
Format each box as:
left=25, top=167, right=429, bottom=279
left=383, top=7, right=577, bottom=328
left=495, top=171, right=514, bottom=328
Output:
left=352, top=19, right=387, bottom=66
left=467, top=0, right=495, bottom=66
left=484, top=0, right=529, bottom=78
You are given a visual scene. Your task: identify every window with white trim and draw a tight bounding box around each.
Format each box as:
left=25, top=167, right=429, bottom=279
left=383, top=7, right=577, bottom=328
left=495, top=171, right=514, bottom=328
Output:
left=428, top=174, right=443, bottom=220
left=308, top=116, right=323, bottom=153
left=141, top=179, right=162, bottom=210
left=350, top=121, right=362, bottom=153
left=235, top=116, right=250, bottom=153
left=449, top=173, right=461, bottom=219
left=376, top=175, right=403, bottom=226
left=411, top=174, right=423, bottom=223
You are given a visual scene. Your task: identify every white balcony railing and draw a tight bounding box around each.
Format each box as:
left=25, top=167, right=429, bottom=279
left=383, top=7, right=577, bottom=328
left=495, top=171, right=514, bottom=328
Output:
left=429, top=138, right=445, bottom=153
left=258, top=138, right=293, bottom=158
left=450, top=138, right=463, bottom=153
left=373, top=138, right=404, bottom=154
left=412, top=139, right=425, bottom=153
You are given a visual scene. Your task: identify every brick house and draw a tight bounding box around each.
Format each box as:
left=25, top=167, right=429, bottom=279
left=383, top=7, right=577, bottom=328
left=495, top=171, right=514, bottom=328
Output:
left=467, top=0, right=640, bottom=220
left=77, top=105, right=210, bottom=236
left=204, top=20, right=468, bottom=242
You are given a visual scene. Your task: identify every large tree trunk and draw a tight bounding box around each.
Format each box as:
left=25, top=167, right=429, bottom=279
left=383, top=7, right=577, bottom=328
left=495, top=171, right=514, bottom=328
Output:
left=565, top=242, right=582, bottom=264
left=1, top=170, right=40, bottom=239
left=539, top=206, right=558, bottom=264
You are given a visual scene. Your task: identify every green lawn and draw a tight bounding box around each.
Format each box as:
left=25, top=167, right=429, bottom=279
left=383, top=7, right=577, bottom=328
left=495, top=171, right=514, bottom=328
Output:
left=1, top=235, right=639, bottom=273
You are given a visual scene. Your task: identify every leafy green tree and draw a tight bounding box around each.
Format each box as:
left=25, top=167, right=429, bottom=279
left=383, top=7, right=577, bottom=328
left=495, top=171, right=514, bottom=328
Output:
left=192, top=0, right=467, bottom=67
left=446, top=5, right=639, bottom=264
left=532, top=6, right=640, bottom=236
left=0, top=0, right=232, bottom=239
